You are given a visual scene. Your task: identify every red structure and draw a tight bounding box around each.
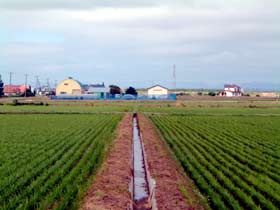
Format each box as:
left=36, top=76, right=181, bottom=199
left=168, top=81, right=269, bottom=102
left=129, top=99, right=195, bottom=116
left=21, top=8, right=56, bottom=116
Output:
left=4, top=85, right=31, bottom=96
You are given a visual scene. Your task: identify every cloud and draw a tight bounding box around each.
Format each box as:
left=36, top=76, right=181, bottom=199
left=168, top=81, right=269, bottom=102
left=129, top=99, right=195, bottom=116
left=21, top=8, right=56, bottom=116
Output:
left=0, top=43, right=64, bottom=57
left=200, top=51, right=238, bottom=64
left=0, top=0, right=279, bottom=88
left=0, top=0, right=157, bottom=10
left=1, top=0, right=280, bottom=10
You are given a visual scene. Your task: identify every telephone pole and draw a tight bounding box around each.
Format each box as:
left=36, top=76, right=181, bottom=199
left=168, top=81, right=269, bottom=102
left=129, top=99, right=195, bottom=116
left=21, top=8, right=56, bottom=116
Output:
left=9, top=72, right=13, bottom=96
left=35, top=76, right=41, bottom=89
left=24, top=73, right=28, bottom=97
left=35, top=76, right=41, bottom=95
left=46, top=78, right=50, bottom=90
left=173, top=64, right=176, bottom=94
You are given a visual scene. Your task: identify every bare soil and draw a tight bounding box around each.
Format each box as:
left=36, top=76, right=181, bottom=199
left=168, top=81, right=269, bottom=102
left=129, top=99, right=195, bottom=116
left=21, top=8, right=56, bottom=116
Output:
left=80, top=114, right=133, bottom=210
left=138, top=114, right=205, bottom=210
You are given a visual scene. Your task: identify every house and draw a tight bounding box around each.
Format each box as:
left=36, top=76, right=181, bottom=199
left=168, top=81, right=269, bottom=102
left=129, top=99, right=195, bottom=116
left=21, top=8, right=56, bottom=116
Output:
left=219, top=84, right=243, bottom=97
left=56, top=77, right=84, bottom=95
left=147, top=85, right=169, bottom=98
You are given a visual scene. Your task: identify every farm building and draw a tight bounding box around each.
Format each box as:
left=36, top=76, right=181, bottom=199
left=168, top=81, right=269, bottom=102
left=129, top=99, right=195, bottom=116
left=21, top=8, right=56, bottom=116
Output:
left=219, top=84, right=243, bottom=97
left=147, top=85, right=169, bottom=97
left=85, top=83, right=110, bottom=99
left=147, top=85, right=169, bottom=99
left=56, top=77, right=85, bottom=95
left=55, top=78, right=110, bottom=99
left=3, top=85, right=31, bottom=96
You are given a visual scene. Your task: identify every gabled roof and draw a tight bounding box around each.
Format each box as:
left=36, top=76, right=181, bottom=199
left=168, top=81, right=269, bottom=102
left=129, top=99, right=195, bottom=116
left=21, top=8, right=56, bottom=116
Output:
left=224, top=84, right=240, bottom=88
left=147, top=84, right=169, bottom=90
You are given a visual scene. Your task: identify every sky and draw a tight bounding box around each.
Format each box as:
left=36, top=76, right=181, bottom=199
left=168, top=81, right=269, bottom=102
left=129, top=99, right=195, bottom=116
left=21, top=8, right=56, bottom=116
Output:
left=0, top=0, right=280, bottom=90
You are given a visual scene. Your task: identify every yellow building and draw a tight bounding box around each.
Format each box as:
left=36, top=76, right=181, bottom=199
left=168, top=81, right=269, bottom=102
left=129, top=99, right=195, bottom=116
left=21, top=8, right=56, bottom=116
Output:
left=56, top=77, right=84, bottom=95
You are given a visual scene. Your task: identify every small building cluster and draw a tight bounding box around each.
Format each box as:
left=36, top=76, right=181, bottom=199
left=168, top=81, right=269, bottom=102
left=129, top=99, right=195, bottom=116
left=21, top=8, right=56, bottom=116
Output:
left=54, top=77, right=173, bottom=100
left=56, top=77, right=109, bottom=99
left=5, top=73, right=274, bottom=100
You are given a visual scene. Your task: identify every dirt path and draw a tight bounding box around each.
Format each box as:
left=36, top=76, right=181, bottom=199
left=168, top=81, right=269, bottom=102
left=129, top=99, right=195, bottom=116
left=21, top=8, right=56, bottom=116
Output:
left=138, top=114, right=205, bottom=210
left=80, top=114, right=132, bottom=210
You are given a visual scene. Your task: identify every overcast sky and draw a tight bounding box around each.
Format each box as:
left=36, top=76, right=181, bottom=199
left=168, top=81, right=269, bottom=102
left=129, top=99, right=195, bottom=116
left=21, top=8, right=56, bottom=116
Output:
left=0, top=0, right=279, bottom=89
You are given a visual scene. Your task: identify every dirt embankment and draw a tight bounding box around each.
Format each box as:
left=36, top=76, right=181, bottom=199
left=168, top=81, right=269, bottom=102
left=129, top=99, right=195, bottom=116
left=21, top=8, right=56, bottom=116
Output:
left=81, top=114, right=133, bottom=210
left=138, top=114, right=205, bottom=210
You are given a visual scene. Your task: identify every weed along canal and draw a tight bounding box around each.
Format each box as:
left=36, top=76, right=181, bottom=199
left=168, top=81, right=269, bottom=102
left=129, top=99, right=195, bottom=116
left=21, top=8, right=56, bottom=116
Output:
left=131, top=113, right=157, bottom=210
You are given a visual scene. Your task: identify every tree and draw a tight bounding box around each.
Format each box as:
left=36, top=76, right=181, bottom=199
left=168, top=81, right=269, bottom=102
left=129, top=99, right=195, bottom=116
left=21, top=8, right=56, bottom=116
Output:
left=109, top=85, right=121, bottom=94
left=125, top=87, right=137, bottom=95
left=0, top=75, right=4, bottom=97
left=208, top=91, right=216, bottom=96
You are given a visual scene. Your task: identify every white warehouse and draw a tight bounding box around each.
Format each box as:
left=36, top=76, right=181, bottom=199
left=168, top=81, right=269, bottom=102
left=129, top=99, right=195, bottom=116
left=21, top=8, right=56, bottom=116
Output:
left=147, top=85, right=169, bottom=98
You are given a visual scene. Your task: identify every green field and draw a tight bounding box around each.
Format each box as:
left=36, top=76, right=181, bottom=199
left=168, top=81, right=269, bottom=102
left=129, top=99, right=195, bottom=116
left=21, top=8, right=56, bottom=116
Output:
left=0, top=114, right=121, bottom=210
left=142, top=107, right=280, bottom=115
left=0, top=104, right=132, bottom=113
left=1, top=102, right=280, bottom=116
left=151, top=115, right=280, bottom=210
left=1, top=98, right=280, bottom=210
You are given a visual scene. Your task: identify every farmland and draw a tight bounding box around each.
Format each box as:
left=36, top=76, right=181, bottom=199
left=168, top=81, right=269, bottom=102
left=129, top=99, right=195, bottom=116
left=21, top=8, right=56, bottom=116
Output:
left=1, top=99, right=280, bottom=116
left=150, top=115, right=280, bottom=210
left=0, top=97, right=280, bottom=210
left=0, top=114, right=121, bottom=210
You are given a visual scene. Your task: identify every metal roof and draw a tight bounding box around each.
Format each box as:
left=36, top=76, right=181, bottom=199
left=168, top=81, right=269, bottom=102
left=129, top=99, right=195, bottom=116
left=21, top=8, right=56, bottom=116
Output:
left=87, top=86, right=110, bottom=93
left=224, top=84, right=240, bottom=88
left=147, top=84, right=169, bottom=90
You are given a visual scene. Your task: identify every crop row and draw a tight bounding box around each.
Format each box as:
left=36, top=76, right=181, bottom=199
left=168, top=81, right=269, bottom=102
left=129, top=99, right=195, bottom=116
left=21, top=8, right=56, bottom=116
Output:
left=151, top=115, right=280, bottom=210
left=0, top=114, right=122, bottom=209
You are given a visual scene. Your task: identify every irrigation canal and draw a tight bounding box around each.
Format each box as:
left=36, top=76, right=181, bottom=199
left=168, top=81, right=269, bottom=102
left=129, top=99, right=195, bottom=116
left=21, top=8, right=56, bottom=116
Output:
left=131, top=113, right=157, bottom=210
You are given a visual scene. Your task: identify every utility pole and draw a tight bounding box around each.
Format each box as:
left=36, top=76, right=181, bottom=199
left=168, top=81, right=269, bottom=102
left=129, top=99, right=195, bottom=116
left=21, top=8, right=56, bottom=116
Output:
left=24, top=73, right=28, bottom=97
left=35, top=75, right=41, bottom=93
left=173, top=64, right=176, bottom=94
left=46, top=78, right=50, bottom=90
left=35, top=76, right=41, bottom=89
left=9, top=72, right=13, bottom=96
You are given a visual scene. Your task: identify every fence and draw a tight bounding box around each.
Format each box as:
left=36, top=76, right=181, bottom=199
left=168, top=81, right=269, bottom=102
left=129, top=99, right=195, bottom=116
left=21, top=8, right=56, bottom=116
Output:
left=50, top=94, right=176, bottom=101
